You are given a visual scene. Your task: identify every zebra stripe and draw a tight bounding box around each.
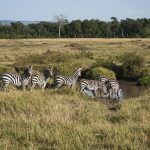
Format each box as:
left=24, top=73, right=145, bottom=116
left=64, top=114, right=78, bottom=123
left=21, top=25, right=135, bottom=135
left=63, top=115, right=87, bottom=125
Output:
left=1, top=66, right=32, bottom=91
left=99, top=76, right=109, bottom=84
left=107, top=79, right=121, bottom=100
left=54, top=68, right=82, bottom=89
left=79, top=79, right=107, bottom=98
left=31, top=67, right=53, bottom=90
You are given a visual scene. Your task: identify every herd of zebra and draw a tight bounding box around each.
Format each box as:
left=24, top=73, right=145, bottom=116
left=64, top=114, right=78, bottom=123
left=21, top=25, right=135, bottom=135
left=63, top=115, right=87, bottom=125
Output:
left=0, top=66, right=122, bottom=100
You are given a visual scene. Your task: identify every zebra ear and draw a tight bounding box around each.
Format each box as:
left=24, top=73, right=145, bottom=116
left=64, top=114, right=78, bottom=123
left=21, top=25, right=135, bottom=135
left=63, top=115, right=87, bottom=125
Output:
left=26, top=65, right=32, bottom=69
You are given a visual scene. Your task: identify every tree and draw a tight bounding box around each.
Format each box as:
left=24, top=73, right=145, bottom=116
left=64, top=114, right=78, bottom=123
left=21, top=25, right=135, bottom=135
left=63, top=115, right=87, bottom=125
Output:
left=110, top=17, right=119, bottom=38
left=54, top=15, right=68, bottom=38
left=69, top=20, right=82, bottom=38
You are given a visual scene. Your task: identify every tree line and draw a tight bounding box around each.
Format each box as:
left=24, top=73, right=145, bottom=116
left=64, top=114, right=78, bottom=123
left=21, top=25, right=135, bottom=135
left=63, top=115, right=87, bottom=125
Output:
left=0, top=17, right=150, bottom=39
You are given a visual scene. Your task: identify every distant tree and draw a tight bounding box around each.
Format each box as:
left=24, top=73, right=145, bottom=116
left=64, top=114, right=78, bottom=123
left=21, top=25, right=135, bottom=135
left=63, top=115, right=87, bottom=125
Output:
left=69, top=20, right=82, bottom=38
left=0, top=17, right=150, bottom=38
left=54, top=15, right=68, bottom=38
left=110, top=17, right=119, bottom=38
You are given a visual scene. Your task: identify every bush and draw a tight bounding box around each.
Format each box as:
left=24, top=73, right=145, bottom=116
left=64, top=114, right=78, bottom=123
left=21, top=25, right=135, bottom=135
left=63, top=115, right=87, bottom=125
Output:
left=93, top=57, right=115, bottom=69
left=141, top=68, right=150, bottom=77
left=85, top=67, right=116, bottom=79
left=138, top=77, right=150, bottom=86
left=120, top=52, right=145, bottom=80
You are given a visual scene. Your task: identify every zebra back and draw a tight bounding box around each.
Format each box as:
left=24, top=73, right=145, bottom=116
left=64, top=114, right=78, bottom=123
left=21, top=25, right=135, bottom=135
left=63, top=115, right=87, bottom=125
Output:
left=54, top=68, right=82, bottom=87
left=1, top=66, right=32, bottom=90
left=79, top=79, right=107, bottom=93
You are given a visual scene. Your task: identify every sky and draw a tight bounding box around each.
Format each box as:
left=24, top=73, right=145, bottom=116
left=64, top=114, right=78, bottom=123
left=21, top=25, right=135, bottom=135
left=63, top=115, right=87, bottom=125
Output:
left=0, top=0, right=150, bottom=21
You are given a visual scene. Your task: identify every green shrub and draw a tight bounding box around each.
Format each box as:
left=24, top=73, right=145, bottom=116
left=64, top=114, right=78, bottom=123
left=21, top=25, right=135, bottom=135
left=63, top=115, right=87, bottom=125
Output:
left=138, top=77, right=150, bottom=86
left=120, top=52, right=145, bottom=80
left=141, top=68, right=150, bottom=77
left=85, top=67, right=116, bottom=79
left=93, top=57, right=115, bottom=69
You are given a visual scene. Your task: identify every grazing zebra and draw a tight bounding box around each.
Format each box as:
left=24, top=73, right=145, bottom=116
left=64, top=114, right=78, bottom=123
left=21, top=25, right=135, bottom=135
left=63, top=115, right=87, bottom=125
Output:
left=79, top=79, right=107, bottom=98
left=107, top=79, right=122, bottom=100
left=31, top=67, right=53, bottom=90
left=1, top=66, right=32, bottom=91
left=54, top=68, right=82, bottom=89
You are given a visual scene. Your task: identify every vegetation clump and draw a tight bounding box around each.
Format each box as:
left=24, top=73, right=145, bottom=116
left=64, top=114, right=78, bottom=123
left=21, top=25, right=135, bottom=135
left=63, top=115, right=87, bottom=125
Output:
left=119, top=52, right=145, bottom=80
left=85, top=67, right=116, bottom=79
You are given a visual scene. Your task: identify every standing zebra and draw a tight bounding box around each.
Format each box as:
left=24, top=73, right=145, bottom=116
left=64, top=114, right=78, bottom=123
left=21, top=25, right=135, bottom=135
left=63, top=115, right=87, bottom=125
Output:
left=54, top=68, right=82, bottom=89
left=79, top=79, right=107, bottom=98
left=1, top=66, right=32, bottom=91
left=31, top=67, right=53, bottom=90
left=107, top=79, right=122, bottom=100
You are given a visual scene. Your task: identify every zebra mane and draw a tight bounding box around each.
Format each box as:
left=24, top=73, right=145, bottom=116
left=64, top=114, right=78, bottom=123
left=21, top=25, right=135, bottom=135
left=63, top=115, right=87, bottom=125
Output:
left=43, top=69, right=50, bottom=77
left=22, top=66, right=32, bottom=78
left=43, top=68, right=53, bottom=78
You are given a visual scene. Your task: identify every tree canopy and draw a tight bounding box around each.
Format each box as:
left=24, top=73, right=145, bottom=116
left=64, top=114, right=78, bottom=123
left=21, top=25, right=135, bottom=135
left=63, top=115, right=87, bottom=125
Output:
left=0, top=17, right=150, bottom=38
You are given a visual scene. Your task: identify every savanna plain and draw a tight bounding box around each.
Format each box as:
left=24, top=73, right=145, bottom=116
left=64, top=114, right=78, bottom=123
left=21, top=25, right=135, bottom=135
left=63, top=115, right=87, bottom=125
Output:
left=0, top=38, right=150, bottom=150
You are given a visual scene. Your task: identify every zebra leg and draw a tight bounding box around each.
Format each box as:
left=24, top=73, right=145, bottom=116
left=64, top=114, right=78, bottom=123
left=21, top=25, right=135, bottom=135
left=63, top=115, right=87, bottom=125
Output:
left=27, top=84, right=31, bottom=90
left=41, top=86, right=45, bottom=91
left=109, top=89, right=112, bottom=100
left=113, top=89, right=116, bottom=100
left=22, top=85, right=26, bottom=91
left=22, top=83, right=27, bottom=91
left=71, top=81, right=76, bottom=89
left=41, top=83, right=46, bottom=91
left=112, top=89, right=115, bottom=100
left=30, top=84, right=36, bottom=90
left=117, top=89, right=121, bottom=100
left=2, top=83, right=9, bottom=92
left=93, top=90, right=98, bottom=98
left=55, top=82, right=63, bottom=89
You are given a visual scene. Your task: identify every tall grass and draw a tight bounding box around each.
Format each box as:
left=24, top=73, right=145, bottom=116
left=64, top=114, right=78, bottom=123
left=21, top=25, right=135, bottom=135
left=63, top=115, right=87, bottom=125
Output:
left=0, top=39, right=150, bottom=149
left=0, top=89, right=150, bottom=149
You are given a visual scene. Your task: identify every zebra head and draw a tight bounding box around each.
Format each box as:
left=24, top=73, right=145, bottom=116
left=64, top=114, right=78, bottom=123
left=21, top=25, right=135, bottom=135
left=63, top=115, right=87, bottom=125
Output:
left=98, top=81, right=108, bottom=94
left=43, top=67, right=53, bottom=78
left=74, top=68, right=82, bottom=77
left=23, top=66, right=33, bottom=77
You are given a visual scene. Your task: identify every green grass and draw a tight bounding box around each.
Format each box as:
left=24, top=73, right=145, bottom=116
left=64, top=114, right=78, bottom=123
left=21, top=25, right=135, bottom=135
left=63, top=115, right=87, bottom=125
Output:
left=0, top=38, right=150, bottom=149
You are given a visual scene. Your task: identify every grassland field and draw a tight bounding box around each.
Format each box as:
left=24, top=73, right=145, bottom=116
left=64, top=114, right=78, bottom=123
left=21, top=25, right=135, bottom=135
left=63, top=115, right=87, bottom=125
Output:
left=0, top=38, right=150, bottom=150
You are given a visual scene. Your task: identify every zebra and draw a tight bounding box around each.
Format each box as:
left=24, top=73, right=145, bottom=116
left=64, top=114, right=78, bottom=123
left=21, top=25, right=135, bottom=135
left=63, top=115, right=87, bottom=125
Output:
left=1, top=66, right=32, bottom=91
left=31, top=67, right=53, bottom=90
left=107, top=79, right=122, bottom=100
left=79, top=79, right=108, bottom=98
left=99, top=76, right=109, bottom=84
left=54, top=68, right=82, bottom=89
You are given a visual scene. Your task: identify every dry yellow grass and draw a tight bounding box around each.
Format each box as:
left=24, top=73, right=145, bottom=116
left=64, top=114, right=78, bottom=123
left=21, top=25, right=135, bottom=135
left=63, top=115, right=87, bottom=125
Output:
left=0, top=89, right=150, bottom=149
left=0, top=38, right=150, bottom=66
left=0, top=38, right=150, bottom=149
